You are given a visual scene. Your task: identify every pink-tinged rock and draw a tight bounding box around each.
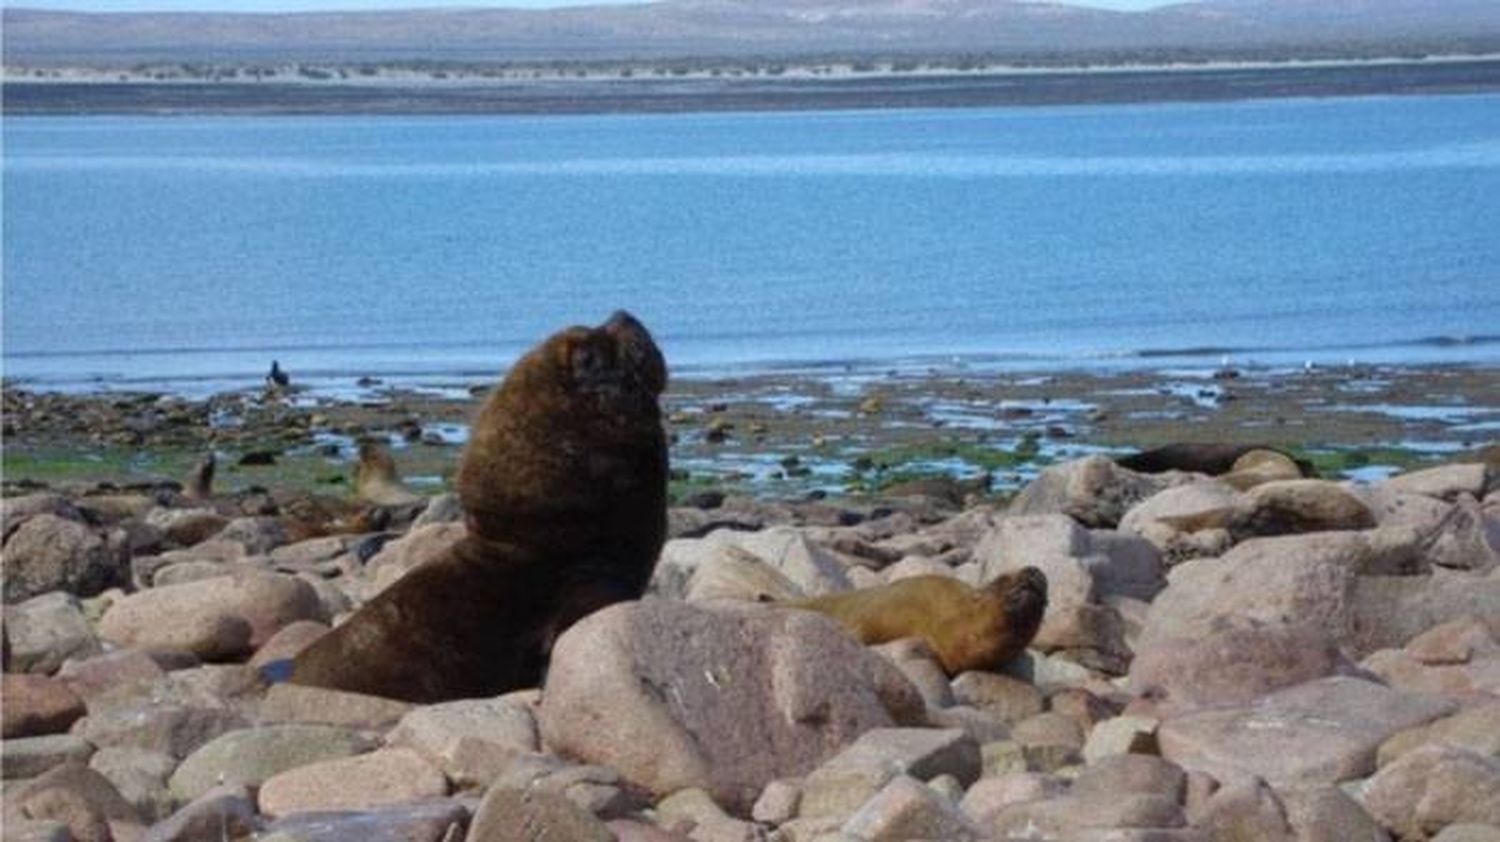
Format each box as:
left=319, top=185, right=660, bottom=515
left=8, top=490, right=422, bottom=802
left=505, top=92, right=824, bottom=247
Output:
left=1280, top=786, right=1390, bottom=842
left=248, top=619, right=331, bottom=669
left=537, top=599, right=919, bottom=816
left=608, top=819, right=695, bottom=842
left=1362, top=649, right=1485, bottom=698
left=959, top=772, right=1068, bottom=825
left=950, top=671, right=1044, bottom=724
left=259, top=682, right=413, bottom=729
left=681, top=543, right=805, bottom=603
left=798, top=727, right=982, bottom=820
left=3, top=674, right=86, bottom=738
left=988, top=793, right=1187, bottom=838
left=384, top=694, right=538, bottom=788
left=99, top=569, right=326, bottom=659
left=256, top=747, right=447, bottom=818
left=840, top=774, right=983, bottom=841
left=1359, top=485, right=1455, bottom=530
left=1433, top=826, right=1500, bottom=842
left=1006, top=456, right=1186, bottom=529
left=1119, top=480, right=1244, bottom=555
left=1048, top=686, right=1121, bottom=733
left=662, top=526, right=853, bottom=602
left=873, top=639, right=954, bottom=710
left=975, top=514, right=1131, bottom=660
left=1157, top=676, right=1455, bottom=789
left=1387, top=464, right=1490, bottom=502
left=88, top=747, right=178, bottom=823
left=1378, top=703, right=1500, bottom=767
left=1360, top=744, right=1500, bottom=840
left=2, top=734, right=95, bottom=780
left=1086, top=529, right=1168, bottom=601
left=1, top=819, right=72, bottom=842
left=143, top=508, right=230, bottom=550
left=1421, top=495, right=1500, bottom=572
left=211, top=516, right=287, bottom=555
left=1241, top=479, right=1376, bottom=536
left=1137, top=528, right=1472, bottom=660
left=655, top=788, right=764, bottom=842
left=5, top=592, right=103, bottom=674
left=57, top=651, right=168, bottom=707
left=2, top=493, right=84, bottom=529
left=1074, top=754, right=1187, bottom=803
left=3, top=513, right=120, bottom=603
left=7, top=762, right=144, bottom=842
left=1191, top=778, right=1294, bottom=842
left=268, top=535, right=355, bottom=568
left=751, top=779, right=801, bottom=825
left=1348, top=570, right=1500, bottom=656
left=168, top=723, right=376, bottom=803
left=1130, top=621, right=1353, bottom=714
left=1406, top=617, right=1500, bottom=665
left=75, top=700, right=248, bottom=759
left=467, top=787, right=612, bottom=842
left=260, top=799, right=468, bottom=842
left=1083, top=715, right=1161, bottom=764
left=140, top=784, right=258, bottom=842
left=365, top=522, right=465, bottom=583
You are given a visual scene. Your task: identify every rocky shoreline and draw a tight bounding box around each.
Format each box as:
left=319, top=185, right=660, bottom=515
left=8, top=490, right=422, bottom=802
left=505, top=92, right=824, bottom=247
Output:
left=3, top=395, right=1500, bottom=839
left=4, top=363, right=1497, bottom=507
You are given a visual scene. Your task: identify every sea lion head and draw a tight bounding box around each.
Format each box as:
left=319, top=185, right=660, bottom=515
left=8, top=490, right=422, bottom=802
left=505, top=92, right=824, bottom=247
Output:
left=992, top=565, right=1048, bottom=648
left=536, top=310, right=666, bottom=404
left=184, top=452, right=216, bottom=500
left=456, top=311, right=669, bottom=552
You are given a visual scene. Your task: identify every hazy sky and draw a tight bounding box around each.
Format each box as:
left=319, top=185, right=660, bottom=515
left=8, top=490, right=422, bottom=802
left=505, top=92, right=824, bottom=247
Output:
left=9, top=0, right=1175, bottom=12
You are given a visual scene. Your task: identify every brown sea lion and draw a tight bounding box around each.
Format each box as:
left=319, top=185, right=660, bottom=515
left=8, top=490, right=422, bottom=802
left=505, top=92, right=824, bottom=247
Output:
left=1116, top=443, right=1316, bottom=479
left=791, top=567, right=1048, bottom=675
left=183, top=453, right=215, bottom=501
left=353, top=441, right=424, bottom=507
left=290, top=311, right=668, bottom=702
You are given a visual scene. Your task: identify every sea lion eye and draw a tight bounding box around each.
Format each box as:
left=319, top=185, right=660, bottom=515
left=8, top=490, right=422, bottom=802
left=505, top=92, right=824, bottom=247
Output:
left=568, top=341, right=614, bottom=387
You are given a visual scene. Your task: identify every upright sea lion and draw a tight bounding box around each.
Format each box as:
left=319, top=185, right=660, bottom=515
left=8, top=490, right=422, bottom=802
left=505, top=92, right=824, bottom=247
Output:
left=353, top=441, right=424, bottom=507
left=290, top=311, right=668, bottom=703
left=792, top=567, right=1048, bottom=675
left=1116, top=443, right=1316, bottom=479
left=183, top=453, right=215, bottom=501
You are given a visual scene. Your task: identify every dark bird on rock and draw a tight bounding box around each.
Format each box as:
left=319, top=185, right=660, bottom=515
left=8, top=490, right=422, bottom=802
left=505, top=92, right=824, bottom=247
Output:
left=267, top=360, right=290, bottom=388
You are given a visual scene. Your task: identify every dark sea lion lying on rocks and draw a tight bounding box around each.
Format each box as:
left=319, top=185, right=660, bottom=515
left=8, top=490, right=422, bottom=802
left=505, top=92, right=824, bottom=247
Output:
left=290, top=311, right=668, bottom=702
left=792, top=567, right=1048, bottom=675
left=1116, top=443, right=1316, bottom=478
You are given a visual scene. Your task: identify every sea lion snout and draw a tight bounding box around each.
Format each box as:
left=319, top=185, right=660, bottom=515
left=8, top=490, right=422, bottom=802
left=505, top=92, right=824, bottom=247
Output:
left=603, top=309, right=667, bottom=395
left=1000, top=565, right=1048, bottom=622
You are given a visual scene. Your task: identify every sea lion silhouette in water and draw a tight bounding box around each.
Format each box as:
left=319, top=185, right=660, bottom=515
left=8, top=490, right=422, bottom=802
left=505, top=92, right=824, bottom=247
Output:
left=792, top=567, right=1048, bottom=675
left=290, top=311, right=668, bottom=702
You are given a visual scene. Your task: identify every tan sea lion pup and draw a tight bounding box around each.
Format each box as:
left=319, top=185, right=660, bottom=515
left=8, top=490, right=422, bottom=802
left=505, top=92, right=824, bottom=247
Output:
left=182, top=453, right=216, bottom=501
left=353, top=440, right=424, bottom=507
left=290, top=311, right=668, bottom=702
left=792, top=567, right=1048, bottom=675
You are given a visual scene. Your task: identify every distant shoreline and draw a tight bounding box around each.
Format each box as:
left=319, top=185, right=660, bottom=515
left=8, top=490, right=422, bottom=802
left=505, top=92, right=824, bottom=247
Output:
left=7, top=57, right=1500, bottom=115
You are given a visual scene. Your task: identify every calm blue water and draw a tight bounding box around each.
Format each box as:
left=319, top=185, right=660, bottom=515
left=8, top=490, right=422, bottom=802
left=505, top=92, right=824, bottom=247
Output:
left=5, top=94, right=1500, bottom=395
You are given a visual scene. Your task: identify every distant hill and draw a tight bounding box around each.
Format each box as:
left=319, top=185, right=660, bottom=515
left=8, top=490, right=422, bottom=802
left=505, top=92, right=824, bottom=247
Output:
left=6, top=0, right=1500, bottom=66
